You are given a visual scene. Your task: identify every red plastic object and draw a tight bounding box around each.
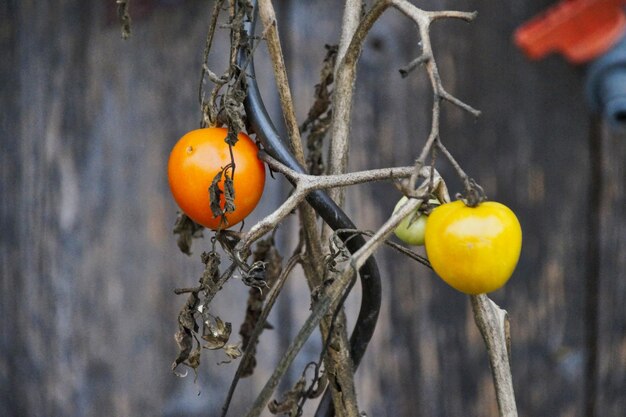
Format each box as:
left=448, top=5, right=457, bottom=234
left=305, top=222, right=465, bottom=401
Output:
left=514, top=0, right=626, bottom=63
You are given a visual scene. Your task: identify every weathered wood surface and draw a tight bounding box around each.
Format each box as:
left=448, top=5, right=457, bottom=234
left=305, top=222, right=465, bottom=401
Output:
left=1, top=1, right=624, bottom=416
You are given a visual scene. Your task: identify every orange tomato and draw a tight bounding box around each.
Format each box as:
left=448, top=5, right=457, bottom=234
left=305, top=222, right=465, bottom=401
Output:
left=168, top=127, right=265, bottom=230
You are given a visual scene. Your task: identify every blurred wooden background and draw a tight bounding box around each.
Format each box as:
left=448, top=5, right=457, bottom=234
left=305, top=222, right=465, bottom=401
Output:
left=1, top=0, right=624, bottom=416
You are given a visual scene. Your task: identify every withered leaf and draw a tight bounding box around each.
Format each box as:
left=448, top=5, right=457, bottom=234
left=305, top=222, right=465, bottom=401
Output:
left=202, top=316, right=232, bottom=350
left=209, top=170, right=224, bottom=218
left=268, top=376, right=307, bottom=415
left=178, top=310, right=197, bottom=332
left=239, top=239, right=283, bottom=377
left=116, top=0, right=131, bottom=40
left=200, top=251, right=221, bottom=289
left=172, top=213, right=204, bottom=256
left=217, top=343, right=243, bottom=365
left=242, top=261, right=267, bottom=289
left=186, top=346, right=202, bottom=369
left=226, top=125, right=240, bottom=146
left=178, top=291, right=200, bottom=333
left=223, top=174, right=235, bottom=214
left=224, top=94, right=246, bottom=146
left=172, top=327, right=193, bottom=372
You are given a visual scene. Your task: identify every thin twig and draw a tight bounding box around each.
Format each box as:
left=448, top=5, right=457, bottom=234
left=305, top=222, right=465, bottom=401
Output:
left=334, top=229, right=431, bottom=268
left=306, top=4, right=363, bottom=410
left=325, top=0, right=367, bottom=214
left=391, top=0, right=479, bottom=116
left=435, top=139, right=470, bottom=190
left=436, top=140, right=486, bottom=206
left=336, top=0, right=364, bottom=63
left=390, top=0, right=481, bottom=194
left=407, top=97, right=440, bottom=192
left=348, top=171, right=447, bottom=271
left=399, top=54, right=431, bottom=78
left=221, top=254, right=301, bottom=417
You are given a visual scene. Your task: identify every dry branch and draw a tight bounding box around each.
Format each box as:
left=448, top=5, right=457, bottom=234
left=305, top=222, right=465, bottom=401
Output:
left=182, top=1, right=520, bottom=416
left=243, top=168, right=447, bottom=417
left=471, top=295, right=518, bottom=417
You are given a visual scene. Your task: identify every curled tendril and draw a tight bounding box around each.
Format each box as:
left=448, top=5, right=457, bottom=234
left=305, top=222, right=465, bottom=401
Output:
left=242, top=260, right=269, bottom=291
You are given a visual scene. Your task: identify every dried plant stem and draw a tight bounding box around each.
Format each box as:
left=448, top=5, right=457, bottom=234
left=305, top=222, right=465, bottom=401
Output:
left=336, top=0, right=363, bottom=63
left=327, top=0, right=391, bottom=208
left=435, top=140, right=470, bottom=188
left=255, top=0, right=324, bottom=284
left=255, top=0, right=325, bottom=285
left=348, top=169, right=447, bottom=270
left=326, top=0, right=369, bottom=206
left=389, top=0, right=479, bottom=193
left=238, top=155, right=418, bottom=254
left=244, top=171, right=445, bottom=417
left=220, top=254, right=301, bottom=417
left=471, top=295, right=518, bottom=417
left=334, top=229, right=430, bottom=268
left=257, top=2, right=357, bottom=415
left=391, top=0, right=478, bottom=116
left=235, top=1, right=518, bottom=416
left=257, top=0, right=306, bottom=162
left=244, top=265, right=354, bottom=417
left=325, top=0, right=478, bottom=216
left=264, top=153, right=415, bottom=189
left=408, top=99, right=440, bottom=191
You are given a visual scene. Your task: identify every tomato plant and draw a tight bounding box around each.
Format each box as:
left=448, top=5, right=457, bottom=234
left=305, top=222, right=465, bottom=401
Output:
left=167, top=127, right=265, bottom=230
left=424, top=200, right=522, bottom=294
left=393, top=197, right=439, bottom=246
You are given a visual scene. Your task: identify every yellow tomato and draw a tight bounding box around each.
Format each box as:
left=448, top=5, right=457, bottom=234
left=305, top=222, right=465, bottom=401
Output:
left=424, top=200, right=522, bottom=294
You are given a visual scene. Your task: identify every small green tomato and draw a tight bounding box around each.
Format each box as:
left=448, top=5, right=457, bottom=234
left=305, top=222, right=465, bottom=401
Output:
left=393, top=196, right=438, bottom=246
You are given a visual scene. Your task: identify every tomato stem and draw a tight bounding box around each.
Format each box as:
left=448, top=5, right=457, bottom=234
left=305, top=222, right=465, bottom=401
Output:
left=463, top=179, right=487, bottom=207
left=434, top=139, right=486, bottom=206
